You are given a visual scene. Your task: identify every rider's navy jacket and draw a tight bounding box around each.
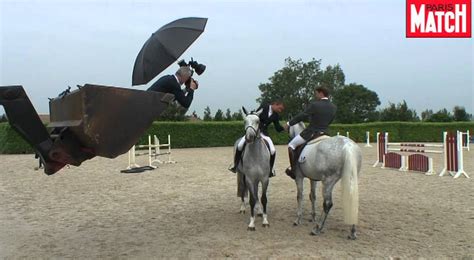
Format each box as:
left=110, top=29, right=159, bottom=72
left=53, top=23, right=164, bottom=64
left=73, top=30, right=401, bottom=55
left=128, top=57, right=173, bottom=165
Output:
left=289, top=99, right=337, bottom=140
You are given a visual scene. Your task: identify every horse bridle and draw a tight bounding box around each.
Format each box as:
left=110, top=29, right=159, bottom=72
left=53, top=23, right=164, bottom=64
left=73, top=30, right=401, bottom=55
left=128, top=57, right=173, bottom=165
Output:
left=245, top=125, right=260, bottom=140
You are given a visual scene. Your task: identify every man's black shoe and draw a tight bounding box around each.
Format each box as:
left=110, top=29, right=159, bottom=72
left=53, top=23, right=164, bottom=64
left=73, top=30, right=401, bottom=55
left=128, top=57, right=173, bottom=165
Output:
left=285, top=167, right=295, bottom=180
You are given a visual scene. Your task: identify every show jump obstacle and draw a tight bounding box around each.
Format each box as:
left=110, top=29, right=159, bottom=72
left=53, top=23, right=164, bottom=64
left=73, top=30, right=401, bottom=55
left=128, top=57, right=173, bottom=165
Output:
left=460, top=130, right=470, bottom=151
left=365, top=131, right=372, bottom=147
left=373, top=131, right=469, bottom=179
left=126, top=134, right=176, bottom=170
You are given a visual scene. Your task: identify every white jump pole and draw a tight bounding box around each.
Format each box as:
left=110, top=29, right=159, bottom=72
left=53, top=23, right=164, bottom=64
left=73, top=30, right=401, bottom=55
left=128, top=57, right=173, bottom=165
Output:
left=153, top=134, right=176, bottom=164
left=168, top=135, right=173, bottom=163
left=346, top=131, right=350, bottom=139
left=461, top=130, right=470, bottom=151
left=127, top=134, right=177, bottom=169
left=425, top=157, right=435, bottom=175
left=454, top=131, right=469, bottom=179
left=127, top=145, right=140, bottom=169
left=372, top=132, right=381, bottom=167
left=148, top=135, right=157, bottom=169
left=154, top=135, right=160, bottom=157
left=365, top=131, right=372, bottom=147
left=400, top=155, right=407, bottom=172
left=439, top=132, right=449, bottom=177
left=467, top=130, right=470, bottom=151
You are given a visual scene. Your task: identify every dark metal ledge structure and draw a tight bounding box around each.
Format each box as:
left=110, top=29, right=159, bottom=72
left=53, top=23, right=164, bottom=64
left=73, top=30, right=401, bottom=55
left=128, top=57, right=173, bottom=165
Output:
left=0, top=84, right=174, bottom=175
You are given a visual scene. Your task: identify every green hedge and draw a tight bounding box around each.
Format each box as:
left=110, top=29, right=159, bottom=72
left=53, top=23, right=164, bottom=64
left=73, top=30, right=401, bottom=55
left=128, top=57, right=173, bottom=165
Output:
left=0, top=121, right=473, bottom=154
left=0, top=123, right=36, bottom=154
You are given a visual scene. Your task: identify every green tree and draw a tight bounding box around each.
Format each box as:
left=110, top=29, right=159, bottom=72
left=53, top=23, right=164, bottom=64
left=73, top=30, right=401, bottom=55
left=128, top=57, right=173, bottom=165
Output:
left=427, top=108, right=453, bottom=122
left=225, top=108, right=232, bottom=121
left=332, top=83, right=380, bottom=123
left=421, top=109, right=433, bottom=121
left=453, top=106, right=471, bottom=121
left=257, top=57, right=345, bottom=118
left=203, top=106, right=212, bottom=121
left=379, top=100, right=419, bottom=121
left=232, top=109, right=244, bottom=121
left=157, top=102, right=187, bottom=121
left=214, top=109, right=224, bottom=121
left=320, top=64, right=346, bottom=92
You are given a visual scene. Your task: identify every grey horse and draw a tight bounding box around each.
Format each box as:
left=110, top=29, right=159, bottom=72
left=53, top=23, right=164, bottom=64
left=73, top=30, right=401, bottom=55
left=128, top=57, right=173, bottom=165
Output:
left=289, top=122, right=362, bottom=239
left=234, top=107, right=271, bottom=230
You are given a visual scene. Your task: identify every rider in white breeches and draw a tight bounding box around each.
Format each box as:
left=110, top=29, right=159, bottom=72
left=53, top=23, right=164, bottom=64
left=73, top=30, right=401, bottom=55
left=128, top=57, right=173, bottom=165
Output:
left=229, top=101, right=286, bottom=177
left=236, top=133, right=276, bottom=154
left=285, top=86, right=337, bottom=179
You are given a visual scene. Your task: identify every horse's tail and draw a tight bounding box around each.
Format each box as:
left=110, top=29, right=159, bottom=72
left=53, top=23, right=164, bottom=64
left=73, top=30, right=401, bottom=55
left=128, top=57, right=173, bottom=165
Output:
left=341, top=142, right=360, bottom=225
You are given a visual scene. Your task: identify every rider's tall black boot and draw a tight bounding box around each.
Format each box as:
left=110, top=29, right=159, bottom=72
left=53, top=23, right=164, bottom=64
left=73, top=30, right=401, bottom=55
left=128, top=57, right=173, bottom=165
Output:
left=228, top=149, right=243, bottom=173
left=285, top=147, right=296, bottom=179
left=269, top=153, right=276, bottom=178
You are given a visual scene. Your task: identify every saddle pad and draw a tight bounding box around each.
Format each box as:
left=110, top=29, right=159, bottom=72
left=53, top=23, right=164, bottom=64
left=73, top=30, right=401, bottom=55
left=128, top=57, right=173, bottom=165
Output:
left=306, top=135, right=331, bottom=145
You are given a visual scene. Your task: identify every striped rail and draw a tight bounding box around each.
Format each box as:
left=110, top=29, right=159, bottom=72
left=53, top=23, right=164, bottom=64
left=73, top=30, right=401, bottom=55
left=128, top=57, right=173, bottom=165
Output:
left=373, top=131, right=468, bottom=178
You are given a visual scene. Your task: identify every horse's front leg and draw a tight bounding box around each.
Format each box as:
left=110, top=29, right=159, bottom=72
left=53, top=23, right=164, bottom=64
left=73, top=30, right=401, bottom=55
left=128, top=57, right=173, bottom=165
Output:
left=309, top=180, right=317, bottom=223
left=293, top=176, right=304, bottom=226
left=247, top=181, right=258, bottom=231
left=255, top=200, right=263, bottom=217
left=261, top=178, right=269, bottom=228
left=238, top=172, right=247, bottom=214
left=240, top=193, right=247, bottom=214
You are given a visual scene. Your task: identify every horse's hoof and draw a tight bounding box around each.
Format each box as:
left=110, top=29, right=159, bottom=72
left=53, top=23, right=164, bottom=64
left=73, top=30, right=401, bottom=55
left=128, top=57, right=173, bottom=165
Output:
left=293, top=221, right=300, bottom=226
left=239, top=210, right=245, bottom=214
left=310, top=226, right=324, bottom=236
left=247, top=226, right=256, bottom=231
left=262, top=223, right=270, bottom=228
left=348, top=232, right=357, bottom=240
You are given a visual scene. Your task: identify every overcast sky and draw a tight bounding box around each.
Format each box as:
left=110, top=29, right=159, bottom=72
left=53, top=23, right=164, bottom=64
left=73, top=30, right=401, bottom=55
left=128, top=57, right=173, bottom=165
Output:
left=1, top=0, right=473, bottom=117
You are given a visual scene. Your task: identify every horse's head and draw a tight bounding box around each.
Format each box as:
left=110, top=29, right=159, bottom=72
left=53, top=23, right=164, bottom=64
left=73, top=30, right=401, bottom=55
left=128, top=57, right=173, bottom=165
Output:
left=289, top=121, right=306, bottom=139
left=242, top=106, right=263, bottom=143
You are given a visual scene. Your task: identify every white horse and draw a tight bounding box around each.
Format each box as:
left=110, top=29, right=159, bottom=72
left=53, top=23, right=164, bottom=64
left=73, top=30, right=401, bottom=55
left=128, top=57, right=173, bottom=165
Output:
left=234, top=107, right=271, bottom=230
left=289, top=122, right=362, bottom=239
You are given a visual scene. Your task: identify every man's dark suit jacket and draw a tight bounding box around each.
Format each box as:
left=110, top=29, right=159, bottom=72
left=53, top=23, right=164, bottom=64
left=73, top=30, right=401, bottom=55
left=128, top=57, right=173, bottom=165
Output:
left=289, top=99, right=337, bottom=140
left=256, top=104, right=285, bottom=136
left=147, top=75, right=194, bottom=109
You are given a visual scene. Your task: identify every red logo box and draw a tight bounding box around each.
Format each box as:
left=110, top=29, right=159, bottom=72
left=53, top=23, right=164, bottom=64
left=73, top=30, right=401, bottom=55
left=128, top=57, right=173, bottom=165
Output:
left=406, top=0, right=472, bottom=37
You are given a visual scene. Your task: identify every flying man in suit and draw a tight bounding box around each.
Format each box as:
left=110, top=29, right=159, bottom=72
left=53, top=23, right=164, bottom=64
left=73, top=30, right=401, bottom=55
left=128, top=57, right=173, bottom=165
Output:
left=147, top=66, right=198, bottom=109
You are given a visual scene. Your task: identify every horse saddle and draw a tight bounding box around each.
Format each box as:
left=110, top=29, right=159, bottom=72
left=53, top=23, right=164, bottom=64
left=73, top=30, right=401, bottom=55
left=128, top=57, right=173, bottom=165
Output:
left=306, top=134, right=331, bottom=145
left=296, top=133, right=331, bottom=163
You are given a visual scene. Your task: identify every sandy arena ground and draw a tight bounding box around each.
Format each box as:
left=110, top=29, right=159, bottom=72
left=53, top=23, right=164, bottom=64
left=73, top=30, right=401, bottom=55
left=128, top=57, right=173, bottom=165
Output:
left=0, top=143, right=473, bottom=258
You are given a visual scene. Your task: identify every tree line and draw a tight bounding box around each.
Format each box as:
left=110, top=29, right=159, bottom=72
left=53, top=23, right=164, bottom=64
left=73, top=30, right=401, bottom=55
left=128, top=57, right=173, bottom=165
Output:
left=157, top=57, right=471, bottom=122
left=1, top=58, right=470, bottom=123
left=256, top=57, right=471, bottom=123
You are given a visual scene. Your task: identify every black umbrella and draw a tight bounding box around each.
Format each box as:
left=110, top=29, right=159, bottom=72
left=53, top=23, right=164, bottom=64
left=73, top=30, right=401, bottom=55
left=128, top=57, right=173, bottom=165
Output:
left=132, top=17, right=208, bottom=86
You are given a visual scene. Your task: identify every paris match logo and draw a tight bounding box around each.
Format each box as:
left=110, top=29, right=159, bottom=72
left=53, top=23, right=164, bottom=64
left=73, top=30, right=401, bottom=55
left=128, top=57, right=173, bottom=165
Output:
left=406, top=0, right=472, bottom=38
